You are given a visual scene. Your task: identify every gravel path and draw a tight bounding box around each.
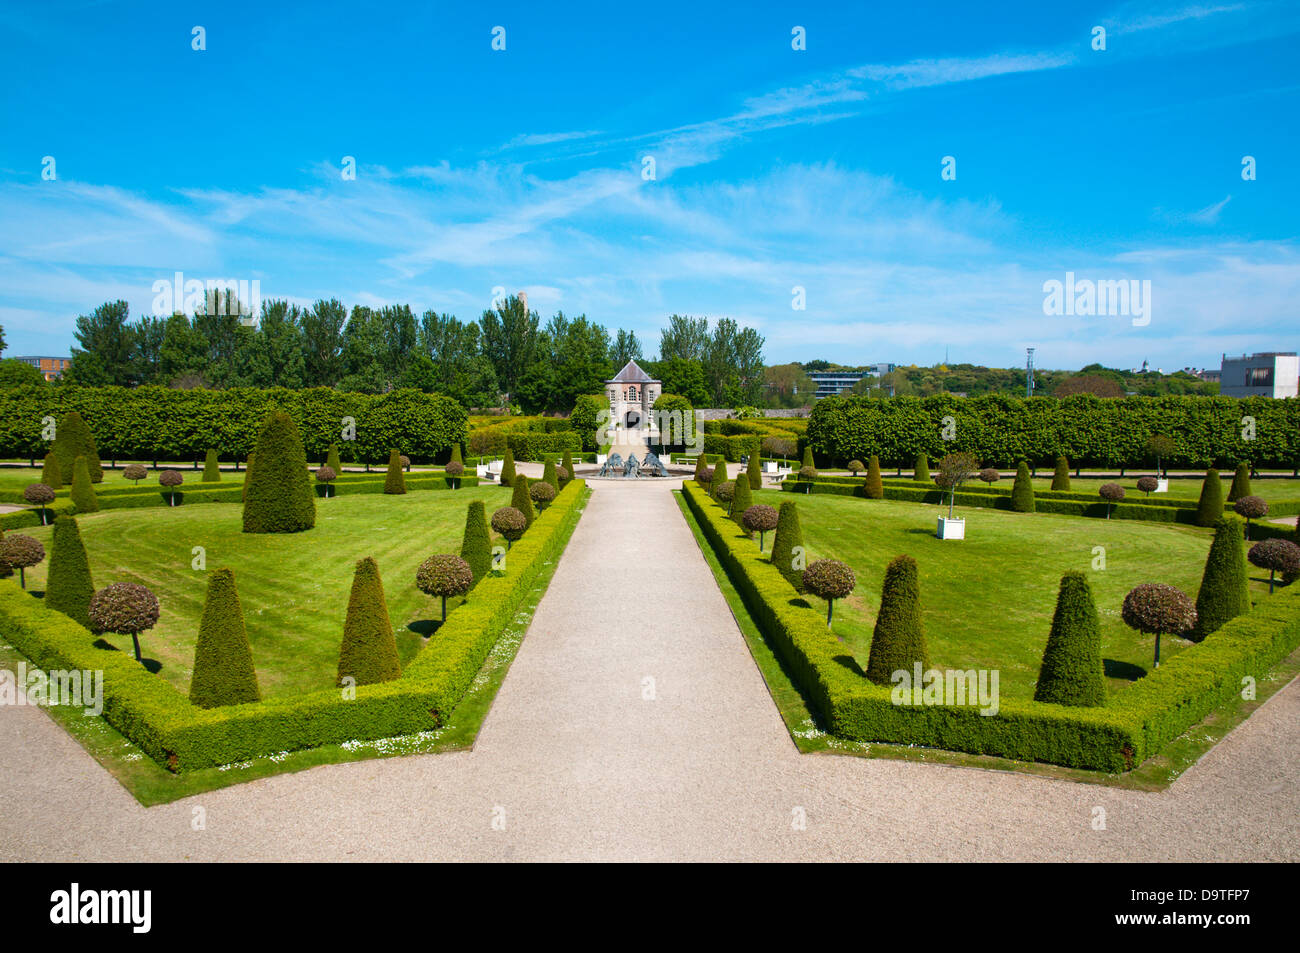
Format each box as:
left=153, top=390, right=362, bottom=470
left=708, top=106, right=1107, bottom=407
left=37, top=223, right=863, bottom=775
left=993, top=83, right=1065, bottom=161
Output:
left=1, top=479, right=1296, bottom=861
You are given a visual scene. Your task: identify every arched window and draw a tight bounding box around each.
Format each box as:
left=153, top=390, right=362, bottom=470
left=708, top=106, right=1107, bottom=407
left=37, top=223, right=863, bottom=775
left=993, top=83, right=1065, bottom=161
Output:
left=629, top=385, right=638, bottom=402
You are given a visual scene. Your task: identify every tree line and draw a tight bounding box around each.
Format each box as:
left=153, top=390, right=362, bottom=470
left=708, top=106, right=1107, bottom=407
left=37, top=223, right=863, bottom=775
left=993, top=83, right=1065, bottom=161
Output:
left=15, top=297, right=767, bottom=414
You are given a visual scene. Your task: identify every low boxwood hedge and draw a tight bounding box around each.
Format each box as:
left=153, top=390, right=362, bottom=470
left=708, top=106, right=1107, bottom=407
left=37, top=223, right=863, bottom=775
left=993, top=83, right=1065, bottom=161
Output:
left=0, top=479, right=588, bottom=771
left=682, top=481, right=1300, bottom=771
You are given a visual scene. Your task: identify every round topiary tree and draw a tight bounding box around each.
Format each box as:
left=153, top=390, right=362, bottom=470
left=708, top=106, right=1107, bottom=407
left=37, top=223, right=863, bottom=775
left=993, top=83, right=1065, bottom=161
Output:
left=88, top=582, right=159, bottom=662
left=337, top=557, right=401, bottom=685
left=1232, top=495, right=1267, bottom=540
left=935, top=452, right=978, bottom=519
left=1051, top=455, right=1071, bottom=492
left=44, top=515, right=94, bottom=629
left=1195, top=468, right=1224, bottom=527
left=1033, top=571, right=1106, bottom=707
left=202, top=449, right=221, bottom=482
left=316, top=465, right=337, bottom=497
left=1190, top=517, right=1250, bottom=641
left=847, top=460, right=865, bottom=477
left=70, top=455, right=99, bottom=513
left=866, top=554, right=929, bottom=684
left=802, top=559, right=856, bottom=627
left=189, top=568, right=261, bottom=708
left=1227, top=461, right=1251, bottom=503
left=50, top=410, right=103, bottom=484
left=23, top=483, right=55, bottom=525
left=1248, top=538, right=1300, bottom=594
left=417, top=554, right=474, bottom=622
left=510, top=474, right=536, bottom=527
left=529, top=479, right=557, bottom=511
left=742, top=504, right=779, bottom=551
left=863, top=455, right=884, bottom=499
left=40, top=452, right=63, bottom=491
left=1010, top=460, right=1035, bottom=513
left=978, top=467, right=1000, bottom=484
left=384, top=449, right=407, bottom=494
left=400, top=454, right=411, bottom=472
left=797, top=465, right=817, bottom=493
left=491, top=506, right=527, bottom=548
left=714, top=480, right=736, bottom=504
left=1145, top=433, right=1176, bottom=478
left=123, top=463, right=147, bottom=485
left=159, top=468, right=183, bottom=506
left=242, top=412, right=315, bottom=533
left=500, top=448, right=517, bottom=487
left=1, top=534, right=45, bottom=589
left=1099, top=482, right=1125, bottom=519
left=769, top=501, right=805, bottom=592
left=555, top=465, right=569, bottom=483
left=1121, top=582, right=1197, bottom=668
left=460, top=500, right=492, bottom=585
left=1137, top=475, right=1159, bottom=497
left=445, top=460, right=465, bottom=490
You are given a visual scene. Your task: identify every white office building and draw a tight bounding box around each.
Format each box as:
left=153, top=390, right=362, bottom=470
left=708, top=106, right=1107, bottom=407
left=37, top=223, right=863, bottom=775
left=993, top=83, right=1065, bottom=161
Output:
left=1218, top=352, right=1299, bottom=398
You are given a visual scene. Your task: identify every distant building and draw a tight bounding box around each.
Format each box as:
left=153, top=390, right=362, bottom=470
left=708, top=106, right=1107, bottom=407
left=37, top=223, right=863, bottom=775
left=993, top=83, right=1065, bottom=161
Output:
left=807, top=363, right=896, bottom=399
left=1219, top=352, right=1299, bottom=398
left=12, top=356, right=71, bottom=380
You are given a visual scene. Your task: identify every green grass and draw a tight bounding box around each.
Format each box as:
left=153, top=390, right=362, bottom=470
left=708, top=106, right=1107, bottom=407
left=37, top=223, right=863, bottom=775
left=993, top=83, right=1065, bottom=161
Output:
left=677, top=488, right=1300, bottom=791
left=749, top=488, right=1274, bottom=700
left=17, top=486, right=515, bottom=698
left=1020, top=474, right=1300, bottom=504
left=0, top=487, right=589, bottom=805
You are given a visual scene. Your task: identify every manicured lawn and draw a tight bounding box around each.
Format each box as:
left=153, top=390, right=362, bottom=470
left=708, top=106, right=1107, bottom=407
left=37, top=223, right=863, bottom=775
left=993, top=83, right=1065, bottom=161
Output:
left=749, top=488, right=1273, bottom=700
left=17, top=485, right=515, bottom=698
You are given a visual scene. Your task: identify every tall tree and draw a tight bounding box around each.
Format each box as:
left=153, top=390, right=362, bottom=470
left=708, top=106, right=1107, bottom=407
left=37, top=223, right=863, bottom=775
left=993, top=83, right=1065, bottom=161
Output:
left=339, top=305, right=389, bottom=393
left=299, top=298, right=346, bottom=387
left=611, top=328, right=642, bottom=366
left=479, top=295, right=539, bottom=406
left=159, top=312, right=209, bottom=385
left=70, top=300, right=134, bottom=385
left=131, top=315, right=166, bottom=384
left=658, top=314, right=710, bottom=363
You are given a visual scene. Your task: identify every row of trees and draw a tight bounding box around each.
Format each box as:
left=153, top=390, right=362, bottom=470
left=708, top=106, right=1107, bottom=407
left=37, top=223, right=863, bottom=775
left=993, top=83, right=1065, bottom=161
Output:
left=22, top=298, right=767, bottom=414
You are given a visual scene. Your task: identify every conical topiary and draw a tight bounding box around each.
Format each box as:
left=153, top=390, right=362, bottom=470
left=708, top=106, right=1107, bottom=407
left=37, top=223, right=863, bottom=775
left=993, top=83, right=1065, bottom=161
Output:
left=561, top=448, right=575, bottom=482
left=202, top=449, right=221, bottom=482
left=866, top=555, right=930, bottom=684
left=511, top=474, right=536, bottom=528
left=384, top=448, right=406, bottom=494
left=1195, top=468, right=1223, bottom=527
left=542, top=458, right=560, bottom=492
left=730, top=468, right=753, bottom=528
left=863, top=455, right=884, bottom=499
left=326, top=445, right=342, bottom=476
left=70, top=455, right=99, bottom=513
left=43, top=515, right=94, bottom=629
left=500, top=448, right=517, bottom=487
left=1189, top=516, right=1251, bottom=641
left=1227, top=462, right=1251, bottom=502
left=1051, top=456, right=1071, bottom=492
left=189, top=568, right=261, bottom=708
left=336, top=557, right=401, bottom=686
left=50, top=410, right=103, bottom=484
left=460, top=500, right=493, bottom=585
left=693, top=454, right=710, bottom=484
left=40, top=452, right=62, bottom=491
left=769, top=501, right=805, bottom=592
left=801, top=446, right=815, bottom=469
left=242, top=453, right=255, bottom=501
left=1033, top=571, right=1106, bottom=707
left=747, top=452, right=762, bottom=490
left=913, top=453, right=930, bottom=483
left=1010, top=460, right=1035, bottom=513
left=242, top=412, right=315, bottom=533
left=450, top=443, right=463, bottom=466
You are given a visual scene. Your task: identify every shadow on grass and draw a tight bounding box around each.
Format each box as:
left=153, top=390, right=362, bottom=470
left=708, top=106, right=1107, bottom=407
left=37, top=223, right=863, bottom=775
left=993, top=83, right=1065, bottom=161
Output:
left=408, top=619, right=445, bottom=639
left=1104, top=658, right=1147, bottom=681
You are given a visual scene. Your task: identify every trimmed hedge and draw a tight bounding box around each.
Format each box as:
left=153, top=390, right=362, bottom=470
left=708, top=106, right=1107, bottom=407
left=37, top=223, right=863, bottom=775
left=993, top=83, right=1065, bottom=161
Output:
left=681, top=480, right=1300, bottom=771
left=0, top=385, right=467, bottom=465
left=806, top=392, right=1300, bottom=470
left=0, top=479, right=589, bottom=771
left=506, top=431, right=582, bottom=462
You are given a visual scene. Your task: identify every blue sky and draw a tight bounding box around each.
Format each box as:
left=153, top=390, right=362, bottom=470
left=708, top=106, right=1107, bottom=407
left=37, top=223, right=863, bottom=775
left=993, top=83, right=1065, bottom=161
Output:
left=1, top=0, right=1297, bottom=370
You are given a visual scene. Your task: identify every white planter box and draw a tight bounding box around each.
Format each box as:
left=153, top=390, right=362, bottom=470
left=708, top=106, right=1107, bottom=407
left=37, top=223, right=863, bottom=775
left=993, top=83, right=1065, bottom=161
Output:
left=937, top=516, right=966, bottom=540
left=1155, top=479, right=1169, bottom=493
